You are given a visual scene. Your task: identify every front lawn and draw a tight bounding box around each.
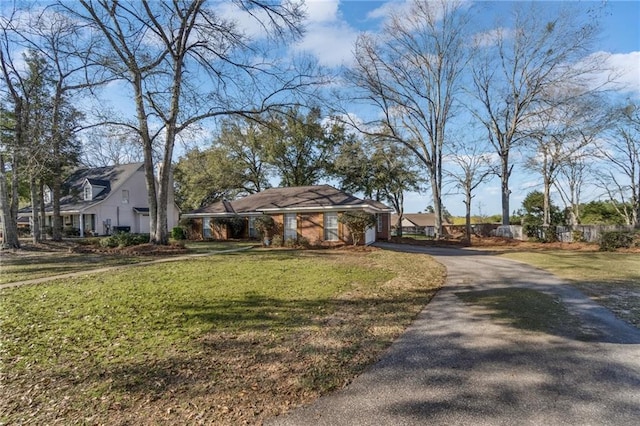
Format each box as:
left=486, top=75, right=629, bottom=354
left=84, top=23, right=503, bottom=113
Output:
left=0, top=240, right=253, bottom=285
left=500, top=251, right=640, bottom=327
left=0, top=249, right=445, bottom=425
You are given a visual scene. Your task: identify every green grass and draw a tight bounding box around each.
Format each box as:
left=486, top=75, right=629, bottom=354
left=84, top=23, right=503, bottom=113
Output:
left=0, top=253, right=149, bottom=285
left=0, top=249, right=445, bottom=425
left=0, top=240, right=255, bottom=284
left=500, top=251, right=640, bottom=327
left=182, top=240, right=257, bottom=253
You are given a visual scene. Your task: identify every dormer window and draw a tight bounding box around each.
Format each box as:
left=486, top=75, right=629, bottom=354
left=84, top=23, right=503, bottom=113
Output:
left=84, top=184, right=92, bottom=201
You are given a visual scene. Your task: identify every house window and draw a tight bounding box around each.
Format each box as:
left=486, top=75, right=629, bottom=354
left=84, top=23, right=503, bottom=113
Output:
left=122, top=190, right=129, bottom=204
left=83, top=184, right=92, bottom=201
left=203, top=218, right=211, bottom=238
left=324, top=212, right=339, bottom=241
left=248, top=217, right=257, bottom=238
left=377, top=214, right=383, bottom=232
left=43, top=186, right=51, bottom=204
left=284, top=213, right=297, bottom=241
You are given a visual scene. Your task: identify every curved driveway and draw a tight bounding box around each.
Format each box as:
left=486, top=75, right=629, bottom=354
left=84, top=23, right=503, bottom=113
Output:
left=269, top=243, right=640, bottom=425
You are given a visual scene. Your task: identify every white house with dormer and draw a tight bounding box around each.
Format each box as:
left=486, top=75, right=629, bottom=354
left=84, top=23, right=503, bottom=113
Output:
left=19, top=163, right=179, bottom=237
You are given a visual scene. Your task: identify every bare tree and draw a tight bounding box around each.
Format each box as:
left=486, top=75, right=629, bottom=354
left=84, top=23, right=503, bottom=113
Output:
left=65, top=0, right=315, bottom=244
left=444, top=139, right=494, bottom=244
left=81, top=124, right=143, bottom=167
left=595, top=102, right=640, bottom=226
left=471, top=2, right=605, bottom=225
left=554, top=150, right=592, bottom=227
left=345, top=0, right=470, bottom=238
left=524, top=93, right=603, bottom=226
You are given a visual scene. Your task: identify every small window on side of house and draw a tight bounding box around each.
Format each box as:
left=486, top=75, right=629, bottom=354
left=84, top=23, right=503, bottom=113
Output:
left=122, top=190, right=129, bottom=204
left=377, top=214, right=383, bottom=232
left=324, top=212, right=339, bottom=241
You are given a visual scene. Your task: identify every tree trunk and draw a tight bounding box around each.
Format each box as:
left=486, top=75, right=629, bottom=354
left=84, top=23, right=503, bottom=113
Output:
left=464, top=191, right=472, bottom=245
left=543, top=174, right=551, bottom=227
left=500, top=156, right=511, bottom=226
left=50, top=90, right=63, bottom=241
left=29, top=175, right=41, bottom=243
left=431, top=173, right=443, bottom=239
left=0, top=154, right=20, bottom=249
left=39, top=182, right=47, bottom=240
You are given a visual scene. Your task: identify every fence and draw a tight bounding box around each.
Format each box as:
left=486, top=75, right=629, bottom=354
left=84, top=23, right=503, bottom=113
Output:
left=495, top=224, right=636, bottom=243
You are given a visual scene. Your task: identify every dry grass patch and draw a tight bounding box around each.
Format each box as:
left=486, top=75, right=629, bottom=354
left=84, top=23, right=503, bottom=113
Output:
left=500, top=251, right=640, bottom=328
left=0, top=249, right=444, bottom=425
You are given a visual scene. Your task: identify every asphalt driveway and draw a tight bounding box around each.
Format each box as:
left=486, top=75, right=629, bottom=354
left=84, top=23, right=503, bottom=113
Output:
left=269, top=243, right=640, bottom=425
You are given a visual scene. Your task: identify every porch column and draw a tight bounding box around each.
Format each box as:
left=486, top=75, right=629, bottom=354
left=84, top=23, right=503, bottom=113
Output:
left=79, top=214, right=84, bottom=237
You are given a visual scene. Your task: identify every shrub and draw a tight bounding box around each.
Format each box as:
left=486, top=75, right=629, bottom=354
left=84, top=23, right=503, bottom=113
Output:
left=338, top=211, right=376, bottom=245
left=271, top=234, right=283, bottom=247
left=63, top=226, right=80, bottom=237
left=171, top=226, right=186, bottom=240
left=571, top=230, right=585, bottom=243
left=100, top=233, right=149, bottom=248
left=542, top=226, right=558, bottom=243
left=254, top=215, right=276, bottom=245
left=599, top=231, right=634, bottom=251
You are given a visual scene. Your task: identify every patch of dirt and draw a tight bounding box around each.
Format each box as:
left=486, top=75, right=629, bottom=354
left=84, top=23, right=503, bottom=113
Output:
left=0, top=239, right=188, bottom=257
left=390, top=235, right=640, bottom=252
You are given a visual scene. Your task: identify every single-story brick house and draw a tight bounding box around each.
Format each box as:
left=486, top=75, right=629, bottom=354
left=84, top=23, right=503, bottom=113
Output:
left=181, top=185, right=393, bottom=245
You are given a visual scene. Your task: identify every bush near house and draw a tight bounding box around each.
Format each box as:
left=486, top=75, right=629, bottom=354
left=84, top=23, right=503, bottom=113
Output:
left=338, top=211, right=376, bottom=245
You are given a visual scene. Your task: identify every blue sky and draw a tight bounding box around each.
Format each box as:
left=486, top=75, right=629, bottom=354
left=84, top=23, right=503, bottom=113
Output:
left=5, top=1, right=637, bottom=216
left=292, top=0, right=640, bottom=216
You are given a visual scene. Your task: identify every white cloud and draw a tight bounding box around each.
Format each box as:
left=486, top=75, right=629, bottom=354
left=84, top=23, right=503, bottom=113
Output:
left=292, top=0, right=359, bottom=67
left=572, top=51, right=639, bottom=96
left=366, top=0, right=411, bottom=21
left=304, top=0, right=340, bottom=24
left=605, top=51, right=640, bottom=96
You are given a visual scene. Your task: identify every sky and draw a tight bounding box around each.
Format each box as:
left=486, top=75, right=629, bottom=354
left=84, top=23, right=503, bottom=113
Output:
left=3, top=1, right=638, bottom=217
left=290, top=0, right=640, bottom=217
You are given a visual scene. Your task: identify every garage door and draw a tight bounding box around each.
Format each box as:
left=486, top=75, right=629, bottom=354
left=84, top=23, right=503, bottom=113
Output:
left=365, top=226, right=376, bottom=245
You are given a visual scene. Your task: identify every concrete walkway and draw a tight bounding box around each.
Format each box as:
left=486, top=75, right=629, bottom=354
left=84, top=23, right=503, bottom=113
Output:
left=269, top=243, right=640, bottom=425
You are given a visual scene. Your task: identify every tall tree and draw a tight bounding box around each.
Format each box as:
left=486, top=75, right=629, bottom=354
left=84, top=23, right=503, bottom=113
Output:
left=264, top=107, right=336, bottom=187
left=524, top=93, right=602, bottom=226
left=346, top=0, right=470, bottom=238
left=2, top=6, right=100, bottom=241
left=66, top=0, right=312, bottom=245
left=595, top=102, right=640, bottom=226
left=332, top=134, right=424, bottom=236
left=444, top=139, right=494, bottom=244
left=218, top=118, right=271, bottom=194
left=554, top=151, right=591, bottom=226
left=471, top=2, right=604, bottom=225
left=173, top=147, right=245, bottom=211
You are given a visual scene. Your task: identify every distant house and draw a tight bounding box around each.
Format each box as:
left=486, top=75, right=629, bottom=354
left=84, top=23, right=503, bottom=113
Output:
left=181, top=185, right=393, bottom=245
left=18, top=163, right=179, bottom=237
left=391, top=213, right=452, bottom=236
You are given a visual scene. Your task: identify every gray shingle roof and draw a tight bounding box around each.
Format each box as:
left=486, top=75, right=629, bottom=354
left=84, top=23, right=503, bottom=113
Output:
left=19, top=163, right=144, bottom=214
left=185, top=185, right=393, bottom=216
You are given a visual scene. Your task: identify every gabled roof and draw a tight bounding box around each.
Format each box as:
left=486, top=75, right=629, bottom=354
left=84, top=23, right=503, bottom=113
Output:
left=183, top=185, right=393, bottom=217
left=19, top=163, right=144, bottom=214
left=391, top=213, right=452, bottom=227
